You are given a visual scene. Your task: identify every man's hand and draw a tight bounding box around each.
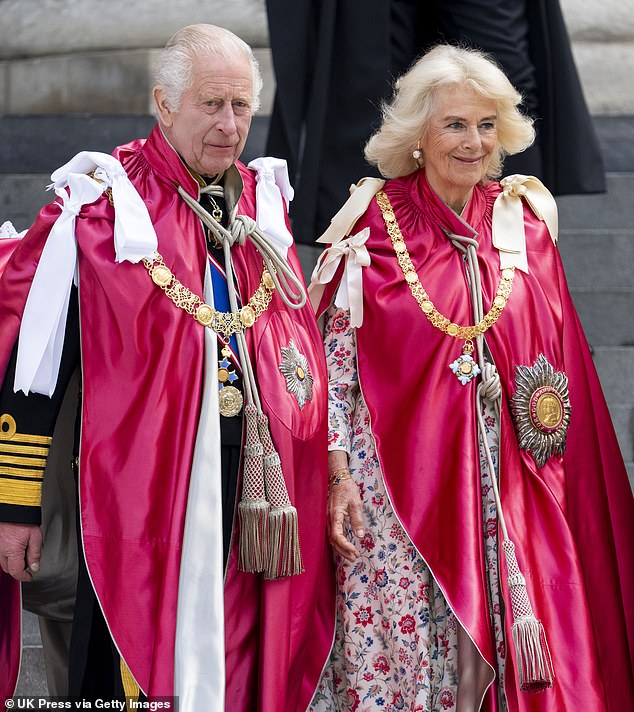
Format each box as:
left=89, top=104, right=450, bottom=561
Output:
left=0, top=522, right=42, bottom=581
left=327, top=478, right=364, bottom=562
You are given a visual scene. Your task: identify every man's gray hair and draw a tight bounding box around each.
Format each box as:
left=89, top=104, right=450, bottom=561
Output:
left=154, top=24, right=263, bottom=112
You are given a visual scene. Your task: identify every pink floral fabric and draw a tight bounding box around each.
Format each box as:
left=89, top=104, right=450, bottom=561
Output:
left=310, top=307, right=507, bottom=711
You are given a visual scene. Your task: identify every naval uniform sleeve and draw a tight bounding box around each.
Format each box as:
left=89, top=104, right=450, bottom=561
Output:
left=0, top=287, right=80, bottom=525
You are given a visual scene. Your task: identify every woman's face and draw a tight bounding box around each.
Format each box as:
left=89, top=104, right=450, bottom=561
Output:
left=419, top=84, right=498, bottom=211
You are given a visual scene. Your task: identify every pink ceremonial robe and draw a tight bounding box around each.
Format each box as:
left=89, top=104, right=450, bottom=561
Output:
left=316, top=169, right=633, bottom=711
left=0, top=126, right=335, bottom=709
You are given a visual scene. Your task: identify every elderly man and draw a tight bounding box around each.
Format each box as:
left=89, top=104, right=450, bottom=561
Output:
left=0, top=24, right=334, bottom=709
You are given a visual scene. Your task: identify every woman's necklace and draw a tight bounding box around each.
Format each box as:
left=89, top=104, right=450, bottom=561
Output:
left=375, top=190, right=515, bottom=384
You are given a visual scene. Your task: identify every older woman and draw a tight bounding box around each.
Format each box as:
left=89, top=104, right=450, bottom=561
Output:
left=309, top=45, right=633, bottom=711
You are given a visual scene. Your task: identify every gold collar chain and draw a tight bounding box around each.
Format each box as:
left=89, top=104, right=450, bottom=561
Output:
left=375, top=190, right=515, bottom=383
left=142, top=251, right=276, bottom=340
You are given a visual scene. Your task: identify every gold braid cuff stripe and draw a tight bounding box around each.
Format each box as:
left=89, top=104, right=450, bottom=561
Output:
left=0, top=477, right=43, bottom=507
left=0, top=454, right=47, bottom=468
left=376, top=190, right=515, bottom=339
left=142, top=251, right=276, bottom=340
left=0, top=467, right=45, bottom=479
left=0, top=443, right=50, bottom=457
left=119, top=658, right=141, bottom=699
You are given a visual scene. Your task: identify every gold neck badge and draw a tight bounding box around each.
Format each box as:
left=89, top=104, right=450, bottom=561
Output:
left=142, top=251, right=276, bottom=418
left=142, top=251, right=275, bottom=341
left=375, top=190, right=515, bottom=384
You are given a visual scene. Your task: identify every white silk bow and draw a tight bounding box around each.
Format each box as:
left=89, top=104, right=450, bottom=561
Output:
left=492, top=174, right=559, bottom=274
left=316, top=177, right=385, bottom=247
left=309, top=228, right=371, bottom=328
left=15, top=151, right=158, bottom=396
left=50, top=151, right=158, bottom=263
left=247, top=157, right=294, bottom=259
left=308, top=177, right=383, bottom=326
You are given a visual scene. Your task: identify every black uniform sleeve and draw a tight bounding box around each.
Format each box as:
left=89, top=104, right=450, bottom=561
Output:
left=0, top=287, right=80, bottom=525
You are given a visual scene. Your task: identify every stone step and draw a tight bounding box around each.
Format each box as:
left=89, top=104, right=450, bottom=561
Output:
left=556, top=173, right=634, bottom=348
left=566, top=292, right=634, bottom=348
left=592, top=347, right=634, bottom=468
left=593, top=346, right=634, bottom=404
left=556, top=172, right=634, bottom=230
left=1, top=174, right=50, bottom=230
left=16, top=611, right=47, bottom=695
left=558, top=229, right=634, bottom=295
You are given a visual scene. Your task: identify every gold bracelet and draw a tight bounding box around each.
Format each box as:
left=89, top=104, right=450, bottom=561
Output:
left=329, top=467, right=352, bottom=486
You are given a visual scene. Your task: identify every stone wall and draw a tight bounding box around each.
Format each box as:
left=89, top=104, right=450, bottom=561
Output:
left=0, top=0, right=273, bottom=116
left=0, top=0, right=633, bottom=116
left=561, top=0, right=634, bottom=114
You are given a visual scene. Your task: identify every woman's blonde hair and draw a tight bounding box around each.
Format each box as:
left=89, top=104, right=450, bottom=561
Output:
left=364, top=44, right=535, bottom=180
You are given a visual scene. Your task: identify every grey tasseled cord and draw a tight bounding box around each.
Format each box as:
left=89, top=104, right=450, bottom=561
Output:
left=446, top=230, right=501, bottom=402
left=178, top=185, right=306, bottom=310
left=183, top=184, right=304, bottom=578
left=446, top=228, right=554, bottom=691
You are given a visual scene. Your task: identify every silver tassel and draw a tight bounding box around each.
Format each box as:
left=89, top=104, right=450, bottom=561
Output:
left=257, top=412, right=303, bottom=578
left=237, top=403, right=269, bottom=573
left=503, top=540, right=554, bottom=692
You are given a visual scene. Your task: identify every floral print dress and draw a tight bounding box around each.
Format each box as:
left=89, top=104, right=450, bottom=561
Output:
left=310, top=307, right=507, bottom=712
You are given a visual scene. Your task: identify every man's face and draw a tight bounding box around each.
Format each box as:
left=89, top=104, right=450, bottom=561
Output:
left=154, top=51, right=254, bottom=177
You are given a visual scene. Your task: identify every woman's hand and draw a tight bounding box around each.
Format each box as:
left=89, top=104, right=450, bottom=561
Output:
left=328, top=476, right=365, bottom=562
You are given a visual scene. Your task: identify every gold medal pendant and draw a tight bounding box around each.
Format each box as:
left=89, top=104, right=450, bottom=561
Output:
left=218, top=344, right=243, bottom=417
left=450, top=339, right=482, bottom=385
left=219, top=385, right=243, bottom=417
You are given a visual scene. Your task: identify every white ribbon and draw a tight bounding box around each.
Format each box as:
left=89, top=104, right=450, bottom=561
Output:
left=317, top=177, right=385, bottom=246
left=0, top=221, right=26, bottom=239
left=307, top=177, right=383, bottom=324
left=492, top=174, right=559, bottom=274
left=247, top=157, right=294, bottom=258
left=15, top=151, right=159, bottom=396
left=50, top=151, right=158, bottom=263
left=15, top=173, right=102, bottom=396
left=174, top=267, right=225, bottom=710
left=309, top=228, right=371, bottom=327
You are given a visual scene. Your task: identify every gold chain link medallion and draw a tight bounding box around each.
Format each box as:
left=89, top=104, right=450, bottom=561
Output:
left=218, top=385, right=244, bottom=417
left=142, top=251, right=276, bottom=340
left=375, top=190, right=515, bottom=383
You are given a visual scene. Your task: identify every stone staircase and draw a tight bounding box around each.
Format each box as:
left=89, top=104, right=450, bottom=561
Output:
left=556, top=173, right=634, bottom=485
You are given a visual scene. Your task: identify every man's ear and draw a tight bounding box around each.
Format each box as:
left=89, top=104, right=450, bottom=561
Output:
left=153, top=86, right=173, bottom=128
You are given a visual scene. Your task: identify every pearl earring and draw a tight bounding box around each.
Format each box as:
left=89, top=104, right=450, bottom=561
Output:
left=412, top=149, right=422, bottom=160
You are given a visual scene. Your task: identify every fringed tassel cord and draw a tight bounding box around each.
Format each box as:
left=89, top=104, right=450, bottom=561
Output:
left=475, top=389, right=554, bottom=692
left=219, top=237, right=272, bottom=575
left=222, top=233, right=303, bottom=579
left=178, top=184, right=306, bottom=579
left=237, top=403, right=269, bottom=573
left=504, top=539, right=554, bottom=692
left=257, top=412, right=303, bottom=578
left=448, top=229, right=555, bottom=693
